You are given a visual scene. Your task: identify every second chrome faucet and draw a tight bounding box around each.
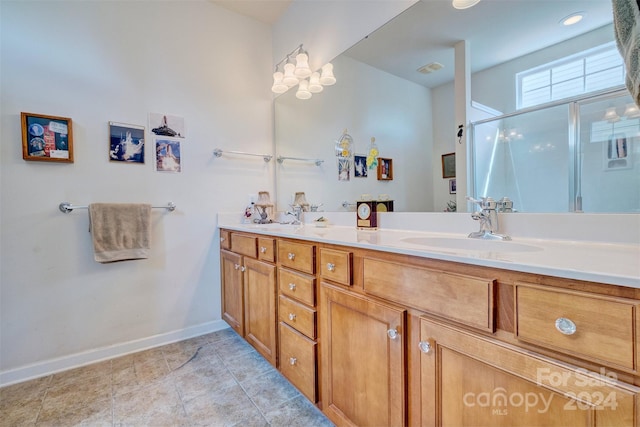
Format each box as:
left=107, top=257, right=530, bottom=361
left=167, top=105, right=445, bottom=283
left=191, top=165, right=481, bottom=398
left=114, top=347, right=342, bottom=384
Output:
left=467, top=197, right=511, bottom=241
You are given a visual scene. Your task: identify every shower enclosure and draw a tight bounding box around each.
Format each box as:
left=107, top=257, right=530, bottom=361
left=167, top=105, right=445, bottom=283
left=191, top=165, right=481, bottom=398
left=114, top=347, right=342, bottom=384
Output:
left=470, top=89, right=639, bottom=213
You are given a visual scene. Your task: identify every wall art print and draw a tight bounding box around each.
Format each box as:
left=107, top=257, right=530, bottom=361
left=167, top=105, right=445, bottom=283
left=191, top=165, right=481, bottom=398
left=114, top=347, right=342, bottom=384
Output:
left=109, top=122, right=145, bottom=163
left=21, top=112, right=73, bottom=163
left=155, top=137, right=182, bottom=172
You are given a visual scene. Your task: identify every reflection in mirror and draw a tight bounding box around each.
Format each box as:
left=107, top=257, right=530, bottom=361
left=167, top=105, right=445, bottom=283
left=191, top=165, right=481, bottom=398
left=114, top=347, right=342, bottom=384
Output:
left=275, top=0, right=629, bottom=212
left=472, top=90, right=639, bottom=213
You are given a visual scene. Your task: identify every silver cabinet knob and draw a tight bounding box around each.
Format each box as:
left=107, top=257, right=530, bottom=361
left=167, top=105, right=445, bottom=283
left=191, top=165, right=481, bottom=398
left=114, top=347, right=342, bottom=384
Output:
left=260, top=246, right=267, bottom=253
left=289, top=283, right=296, bottom=291
left=555, top=317, right=577, bottom=335
left=387, top=329, right=399, bottom=340
left=234, top=263, right=240, bottom=270
left=289, top=357, right=297, bottom=365
left=240, top=266, right=246, bottom=272
left=288, top=253, right=296, bottom=260
left=326, top=262, right=336, bottom=272
left=220, top=237, right=225, bottom=242
left=289, top=313, right=296, bottom=321
left=419, top=341, right=432, bottom=354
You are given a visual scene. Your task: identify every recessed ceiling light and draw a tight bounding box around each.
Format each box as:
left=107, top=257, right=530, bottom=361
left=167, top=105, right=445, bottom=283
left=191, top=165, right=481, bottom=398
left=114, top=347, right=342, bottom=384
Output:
left=452, top=0, right=481, bottom=10
left=560, top=12, right=585, bottom=26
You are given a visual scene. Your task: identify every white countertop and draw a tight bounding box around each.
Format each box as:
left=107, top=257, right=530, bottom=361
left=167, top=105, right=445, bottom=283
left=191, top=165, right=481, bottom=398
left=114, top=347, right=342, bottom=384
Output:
left=218, top=212, right=640, bottom=289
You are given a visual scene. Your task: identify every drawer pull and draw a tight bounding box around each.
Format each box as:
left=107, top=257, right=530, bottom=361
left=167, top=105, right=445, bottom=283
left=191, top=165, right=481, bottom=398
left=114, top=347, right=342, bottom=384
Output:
left=234, top=263, right=240, bottom=270
left=289, top=283, right=296, bottom=291
left=387, top=329, right=399, bottom=340
left=220, top=237, right=225, bottom=242
left=326, top=262, right=336, bottom=272
left=288, top=253, right=296, bottom=260
left=555, top=317, right=577, bottom=335
left=289, top=357, right=297, bottom=366
left=289, top=313, right=297, bottom=321
left=260, top=246, right=267, bottom=253
left=418, top=341, right=432, bottom=354
left=240, top=266, right=246, bottom=272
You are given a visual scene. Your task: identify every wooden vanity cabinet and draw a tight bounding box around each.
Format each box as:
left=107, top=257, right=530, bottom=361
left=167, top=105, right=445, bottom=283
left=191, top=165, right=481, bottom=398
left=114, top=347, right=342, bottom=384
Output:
left=220, top=229, right=640, bottom=427
left=220, top=232, right=277, bottom=366
left=320, top=282, right=406, bottom=427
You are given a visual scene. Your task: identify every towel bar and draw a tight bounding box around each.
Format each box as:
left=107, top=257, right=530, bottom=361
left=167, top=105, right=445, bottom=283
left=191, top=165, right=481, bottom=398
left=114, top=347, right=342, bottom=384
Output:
left=59, top=202, right=176, bottom=214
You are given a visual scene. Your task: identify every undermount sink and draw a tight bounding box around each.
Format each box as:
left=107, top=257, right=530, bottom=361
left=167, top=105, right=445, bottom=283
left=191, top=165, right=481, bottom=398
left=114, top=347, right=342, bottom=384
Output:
left=249, top=222, right=301, bottom=231
left=401, top=236, right=542, bottom=253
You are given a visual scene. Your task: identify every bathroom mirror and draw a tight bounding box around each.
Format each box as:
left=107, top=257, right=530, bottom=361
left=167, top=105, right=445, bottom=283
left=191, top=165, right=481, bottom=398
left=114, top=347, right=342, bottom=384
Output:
left=274, top=0, right=639, bottom=213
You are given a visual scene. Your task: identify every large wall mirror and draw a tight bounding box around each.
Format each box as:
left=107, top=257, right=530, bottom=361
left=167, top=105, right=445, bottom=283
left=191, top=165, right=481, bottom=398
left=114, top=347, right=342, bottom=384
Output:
left=275, top=0, right=637, bottom=213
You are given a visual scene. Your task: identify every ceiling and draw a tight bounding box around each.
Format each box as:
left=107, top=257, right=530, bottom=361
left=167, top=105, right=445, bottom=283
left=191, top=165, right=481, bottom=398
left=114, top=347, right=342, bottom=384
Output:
left=344, top=0, right=615, bottom=88
left=210, top=0, right=614, bottom=88
left=208, top=0, right=293, bottom=25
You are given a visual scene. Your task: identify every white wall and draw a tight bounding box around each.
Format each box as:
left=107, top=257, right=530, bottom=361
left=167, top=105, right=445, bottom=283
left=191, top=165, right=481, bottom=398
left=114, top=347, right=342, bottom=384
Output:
left=275, top=55, right=434, bottom=212
left=273, top=0, right=417, bottom=71
left=0, top=0, right=274, bottom=384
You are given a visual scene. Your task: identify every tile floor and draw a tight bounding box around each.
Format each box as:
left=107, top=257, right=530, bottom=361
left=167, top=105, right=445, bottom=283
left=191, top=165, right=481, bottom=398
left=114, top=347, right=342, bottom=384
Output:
left=0, top=328, right=334, bottom=427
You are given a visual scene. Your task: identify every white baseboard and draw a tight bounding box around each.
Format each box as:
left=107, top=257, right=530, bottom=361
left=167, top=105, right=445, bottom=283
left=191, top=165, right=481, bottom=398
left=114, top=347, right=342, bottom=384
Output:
left=0, top=320, right=229, bottom=387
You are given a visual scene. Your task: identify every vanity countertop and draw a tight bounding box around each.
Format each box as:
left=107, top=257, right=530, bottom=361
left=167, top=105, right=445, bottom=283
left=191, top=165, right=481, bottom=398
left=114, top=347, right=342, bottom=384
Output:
left=218, top=216, right=640, bottom=289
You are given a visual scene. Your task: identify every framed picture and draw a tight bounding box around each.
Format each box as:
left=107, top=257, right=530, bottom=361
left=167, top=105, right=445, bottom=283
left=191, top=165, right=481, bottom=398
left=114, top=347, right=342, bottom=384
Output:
left=377, top=157, right=393, bottom=180
left=155, top=137, right=182, bottom=172
left=109, top=122, right=145, bottom=163
left=354, top=155, right=367, bottom=177
left=449, top=179, right=457, bottom=194
left=21, top=112, right=73, bottom=162
left=442, top=152, right=456, bottom=178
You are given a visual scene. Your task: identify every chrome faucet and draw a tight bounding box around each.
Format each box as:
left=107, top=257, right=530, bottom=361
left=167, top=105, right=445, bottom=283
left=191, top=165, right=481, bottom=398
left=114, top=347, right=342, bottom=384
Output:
left=284, top=204, right=303, bottom=225
left=467, top=197, right=511, bottom=241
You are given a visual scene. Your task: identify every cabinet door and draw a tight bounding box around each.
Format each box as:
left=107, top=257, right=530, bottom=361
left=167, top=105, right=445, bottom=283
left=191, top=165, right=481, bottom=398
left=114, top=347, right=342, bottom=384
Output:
left=419, top=317, right=640, bottom=427
left=221, top=249, right=244, bottom=336
left=244, top=257, right=277, bottom=366
left=320, top=283, right=406, bottom=427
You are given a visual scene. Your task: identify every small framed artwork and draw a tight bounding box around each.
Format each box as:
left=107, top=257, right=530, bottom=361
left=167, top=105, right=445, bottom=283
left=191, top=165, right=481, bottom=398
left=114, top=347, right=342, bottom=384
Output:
left=155, top=137, right=182, bottom=172
left=449, top=179, right=457, bottom=194
left=354, top=155, right=367, bottom=177
left=377, top=157, right=393, bottom=180
left=21, top=112, right=73, bottom=162
left=109, top=122, right=145, bottom=163
left=442, top=152, right=456, bottom=178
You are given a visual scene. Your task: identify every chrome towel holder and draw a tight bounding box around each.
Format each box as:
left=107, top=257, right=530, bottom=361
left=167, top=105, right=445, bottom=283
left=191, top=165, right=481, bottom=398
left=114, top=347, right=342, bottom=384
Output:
left=59, top=202, right=176, bottom=214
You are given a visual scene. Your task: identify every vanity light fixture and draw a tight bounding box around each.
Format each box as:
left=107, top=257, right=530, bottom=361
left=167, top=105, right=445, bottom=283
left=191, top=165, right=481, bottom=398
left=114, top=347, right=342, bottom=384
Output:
left=452, top=0, right=480, bottom=10
left=604, top=106, right=621, bottom=123
left=560, top=12, right=585, bottom=26
left=624, top=103, right=640, bottom=118
left=271, top=44, right=336, bottom=99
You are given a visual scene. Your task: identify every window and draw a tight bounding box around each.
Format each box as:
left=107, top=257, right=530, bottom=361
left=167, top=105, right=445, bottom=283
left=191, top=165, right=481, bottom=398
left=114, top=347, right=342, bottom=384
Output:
left=517, top=42, right=625, bottom=109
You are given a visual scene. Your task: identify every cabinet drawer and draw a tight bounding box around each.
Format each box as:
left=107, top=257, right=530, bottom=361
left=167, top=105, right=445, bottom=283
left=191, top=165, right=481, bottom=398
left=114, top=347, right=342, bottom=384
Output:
left=363, top=258, right=495, bottom=332
left=278, top=240, right=315, bottom=274
left=279, top=322, right=317, bottom=402
left=279, top=295, right=316, bottom=339
left=257, top=237, right=276, bottom=263
left=230, top=233, right=257, bottom=258
left=279, top=268, right=316, bottom=307
left=515, top=283, right=639, bottom=371
left=220, top=230, right=231, bottom=250
left=319, top=248, right=352, bottom=286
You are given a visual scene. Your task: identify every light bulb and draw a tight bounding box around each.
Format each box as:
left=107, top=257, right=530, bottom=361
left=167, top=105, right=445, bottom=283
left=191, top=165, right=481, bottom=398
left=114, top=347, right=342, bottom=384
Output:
left=271, top=71, right=288, bottom=94
left=294, top=52, right=312, bottom=78
left=604, top=107, right=621, bottom=123
left=308, top=72, right=323, bottom=93
left=320, top=63, right=336, bottom=86
left=296, top=79, right=312, bottom=100
left=283, top=63, right=299, bottom=87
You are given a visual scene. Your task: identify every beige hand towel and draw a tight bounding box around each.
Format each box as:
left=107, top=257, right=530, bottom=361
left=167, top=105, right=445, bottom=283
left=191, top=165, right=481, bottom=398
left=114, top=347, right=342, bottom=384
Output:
left=89, top=203, right=151, bottom=263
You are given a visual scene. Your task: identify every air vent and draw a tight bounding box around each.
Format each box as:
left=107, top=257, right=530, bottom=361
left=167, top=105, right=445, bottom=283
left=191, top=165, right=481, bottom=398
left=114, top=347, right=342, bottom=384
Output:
left=417, top=62, right=444, bottom=74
